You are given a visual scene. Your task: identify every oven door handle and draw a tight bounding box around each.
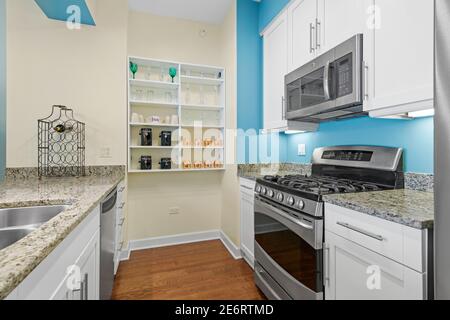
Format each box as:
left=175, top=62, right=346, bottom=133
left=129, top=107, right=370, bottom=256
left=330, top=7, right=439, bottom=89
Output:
left=324, top=61, right=331, bottom=101
left=256, top=198, right=314, bottom=231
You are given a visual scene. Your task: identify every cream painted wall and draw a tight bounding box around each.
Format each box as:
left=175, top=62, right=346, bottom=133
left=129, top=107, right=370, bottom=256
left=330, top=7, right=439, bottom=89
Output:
left=6, top=0, right=128, bottom=167
left=219, top=1, right=241, bottom=246
left=126, top=10, right=234, bottom=242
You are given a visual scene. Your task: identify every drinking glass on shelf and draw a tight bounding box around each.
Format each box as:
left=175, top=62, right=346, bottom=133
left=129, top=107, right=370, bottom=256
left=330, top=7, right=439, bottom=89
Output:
left=184, top=85, right=191, bottom=104
left=199, top=85, right=205, bottom=105
left=165, top=91, right=173, bottom=103
left=135, top=87, right=144, bottom=101
left=159, top=67, right=167, bottom=82
left=146, top=89, right=154, bottom=102
left=144, top=66, right=152, bottom=80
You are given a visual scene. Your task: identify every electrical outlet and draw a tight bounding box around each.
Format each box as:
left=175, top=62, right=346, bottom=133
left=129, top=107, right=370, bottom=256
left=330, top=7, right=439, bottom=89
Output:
left=99, top=147, right=112, bottom=159
left=169, top=207, right=180, bottom=215
left=298, top=144, right=306, bottom=156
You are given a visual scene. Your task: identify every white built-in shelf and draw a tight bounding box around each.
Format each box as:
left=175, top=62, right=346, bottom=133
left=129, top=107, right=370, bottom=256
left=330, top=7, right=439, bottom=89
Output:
left=181, top=75, right=224, bottom=86
left=129, top=123, right=179, bottom=128
left=130, top=146, right=180, bottom=149
left=181, top=146, right=224, bottom=149
left=128, top=57, right=226, bottom=174
left=130, top=100, right=179, bottom=108
left=129, top=79, right=179, bottom=89
left=129, top=168, right=226, bottom=174
left=181, top=104, right=224, bottom=111
left=181, top=124, right=225, bottom=129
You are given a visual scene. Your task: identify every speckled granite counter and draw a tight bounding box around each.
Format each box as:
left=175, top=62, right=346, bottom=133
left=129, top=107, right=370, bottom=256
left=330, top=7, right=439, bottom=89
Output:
left=0, top=166, right=125, bottom=300
left=323, top=189, right=434, bottom=229
left=238, top=163, right=312, bottom=181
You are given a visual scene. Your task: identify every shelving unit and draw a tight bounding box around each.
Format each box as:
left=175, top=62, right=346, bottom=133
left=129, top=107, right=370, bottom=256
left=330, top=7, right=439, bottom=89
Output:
left=128, top=57, right=226, bottom=173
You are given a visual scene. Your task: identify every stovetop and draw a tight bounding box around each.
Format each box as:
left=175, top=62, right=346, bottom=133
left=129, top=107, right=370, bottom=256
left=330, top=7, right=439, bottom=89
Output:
left=264, top=174, right=388, bottom=195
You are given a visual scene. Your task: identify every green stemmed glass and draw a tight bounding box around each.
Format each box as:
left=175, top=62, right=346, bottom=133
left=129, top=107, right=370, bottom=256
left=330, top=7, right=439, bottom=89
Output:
left=169, top=67, right=177, bottom=83
left=130, top=62, right=138, bottom=79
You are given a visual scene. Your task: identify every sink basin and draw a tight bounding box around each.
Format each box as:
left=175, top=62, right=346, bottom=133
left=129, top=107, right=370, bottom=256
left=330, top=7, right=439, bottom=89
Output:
left=0, top=205, right=69, bottom=251
left=0, top=205, right=68, bottom=229
left=0, top=227, right=38, bottom=251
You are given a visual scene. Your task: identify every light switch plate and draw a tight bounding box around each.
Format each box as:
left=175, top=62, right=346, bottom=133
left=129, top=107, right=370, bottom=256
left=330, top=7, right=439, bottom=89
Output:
left=298, top=144, right=306, bottom=156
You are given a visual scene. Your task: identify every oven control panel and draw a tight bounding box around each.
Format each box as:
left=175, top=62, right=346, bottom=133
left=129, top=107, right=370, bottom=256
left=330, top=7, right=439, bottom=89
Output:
left=255, top=184, right=323, bottom=217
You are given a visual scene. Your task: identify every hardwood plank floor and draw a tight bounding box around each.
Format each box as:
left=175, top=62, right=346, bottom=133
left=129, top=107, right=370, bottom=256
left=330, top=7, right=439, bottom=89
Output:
left=112, top=240, right=266, bottom=300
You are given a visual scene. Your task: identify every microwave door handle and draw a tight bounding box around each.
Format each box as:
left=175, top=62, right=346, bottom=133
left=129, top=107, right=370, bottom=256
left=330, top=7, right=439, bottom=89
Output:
left=324, top=61, right=331, bottom=101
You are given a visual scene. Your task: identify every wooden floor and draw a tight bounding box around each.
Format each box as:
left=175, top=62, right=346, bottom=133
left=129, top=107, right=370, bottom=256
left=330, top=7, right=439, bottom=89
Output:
left=112, top=240, right=266, bottom=300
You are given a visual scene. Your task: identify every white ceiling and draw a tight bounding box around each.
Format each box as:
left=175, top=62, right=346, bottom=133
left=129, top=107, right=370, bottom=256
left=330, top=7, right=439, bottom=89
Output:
left=128, top=0, right=234, bottom=25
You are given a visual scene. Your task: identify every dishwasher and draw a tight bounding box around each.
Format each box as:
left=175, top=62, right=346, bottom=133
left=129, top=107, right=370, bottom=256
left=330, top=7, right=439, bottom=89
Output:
left=100, top=188, right=117, bottom=300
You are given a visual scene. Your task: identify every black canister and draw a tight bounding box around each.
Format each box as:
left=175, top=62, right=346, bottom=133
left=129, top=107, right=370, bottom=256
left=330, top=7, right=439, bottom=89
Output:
left=159, top=158, right=172, bottom=170
left=139, top=156, right=152, bottom=170
left=159, top=131, right=172, bottom=147
left=139, top=128, right=152, bottom=146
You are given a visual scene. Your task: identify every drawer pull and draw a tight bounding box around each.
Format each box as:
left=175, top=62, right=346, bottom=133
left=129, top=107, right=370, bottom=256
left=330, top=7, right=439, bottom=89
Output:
left=337, top=221, right=384, bottom=241
left=241, top=185, right=254, bottom=191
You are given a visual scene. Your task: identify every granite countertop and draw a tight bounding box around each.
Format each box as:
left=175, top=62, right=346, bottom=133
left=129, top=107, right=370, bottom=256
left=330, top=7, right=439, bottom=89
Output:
left=0, top=167, right=125, bottom=300
left=239, top=171, right=301, bottom=181
left=323, top=189, right=434, bottom=229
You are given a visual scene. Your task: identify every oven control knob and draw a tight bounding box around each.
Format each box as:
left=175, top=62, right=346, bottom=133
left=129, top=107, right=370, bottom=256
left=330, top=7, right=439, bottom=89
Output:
left=268, top=190, right=274, bottom=198
left=287, top=196, right=295, bottom=206
left=297, top=200, right=305, bottom=210
left=262, top=187, right=267, bottom=195
left=256, top=186, right=261, bottom=193
left=277, top=193, right=284, bottom=202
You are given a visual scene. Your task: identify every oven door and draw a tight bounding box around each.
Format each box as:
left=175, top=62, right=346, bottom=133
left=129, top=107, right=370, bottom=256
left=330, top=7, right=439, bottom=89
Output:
left=254, top=196, right=323, bottom=300
left=285, top=50, right=336, bottom=120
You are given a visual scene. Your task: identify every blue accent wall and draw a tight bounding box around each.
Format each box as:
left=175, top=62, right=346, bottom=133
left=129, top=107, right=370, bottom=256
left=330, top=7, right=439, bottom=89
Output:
left=287, top=117, right=434, bottom=173
left=0, top=0, right=5, bottom=180
left=259, top=0, right=290, bottom=32
left=34, top=0, right=96, bottom=26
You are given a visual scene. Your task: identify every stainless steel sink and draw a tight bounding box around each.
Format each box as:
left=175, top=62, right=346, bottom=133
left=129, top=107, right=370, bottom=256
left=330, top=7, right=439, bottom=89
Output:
left=0, top=227, right=38, bottom=251
left=0, top=205, right=68, bottom=251
left=0, top=205, right=68, bottom=229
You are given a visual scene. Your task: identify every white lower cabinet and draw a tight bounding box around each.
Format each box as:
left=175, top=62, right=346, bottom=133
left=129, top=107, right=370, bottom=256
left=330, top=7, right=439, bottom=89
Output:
left=7, top=206, right=101, bottom=300
left=114, top=180, right=126, bottom=275
left=240, top=178, right=256, bottom=268
left=324, top=203, right=431, bottom=300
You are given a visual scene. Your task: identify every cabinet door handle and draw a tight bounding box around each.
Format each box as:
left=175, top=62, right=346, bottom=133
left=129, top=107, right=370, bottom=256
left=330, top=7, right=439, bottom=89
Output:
left=323, top=243, right=330, bottom=286
left=364, top=62, right=369, bottom=100
left=118, top=218, right=125, bottom=226
left=119, top=241, right=124, bottom=250
left=337, top=221, right=384, bottom=241
left=309, top=23, right=315, bottom=53
left=281, top=96, right=286, bottom=120
left=315, top=19, right=321, bottom=49
left=241, top=185, right=254, bottom=191
left=118, top=202, right=125, bottom=209
left=118, top=186, right=126, bottom=193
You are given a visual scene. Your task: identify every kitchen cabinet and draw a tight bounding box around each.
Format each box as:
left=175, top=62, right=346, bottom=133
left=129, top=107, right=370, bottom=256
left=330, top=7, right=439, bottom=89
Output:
left=287, top=0, right=318, bottom=72
left=324, top=203, right=432, bottom=300
left=317, top=0, right=366, bottom=54
left=287, top=0, right=365, bottom=72
left=262, top=10, right=319, bottom=132
left=363, top=0, right=434, bottom=117
left=240, top=178, right=256, bottom=267
left=114, top=180, right=126, bottom=275
left=7, top=206, right=100, bottom=300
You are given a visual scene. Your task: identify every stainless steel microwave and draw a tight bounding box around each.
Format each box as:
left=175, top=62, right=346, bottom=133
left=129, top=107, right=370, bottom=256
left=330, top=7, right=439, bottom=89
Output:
left=285, top=34, right=366, bottom=122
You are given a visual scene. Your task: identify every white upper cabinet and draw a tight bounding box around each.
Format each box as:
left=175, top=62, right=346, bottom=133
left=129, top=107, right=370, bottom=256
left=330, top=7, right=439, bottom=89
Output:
left=317, top=0, right=366, bottom=53
left=287, top=0, right=318, bottom=72
left=263, top=9, right=319, bottom=132
left=263, top=11, right=288, bottom=130
left=363, top=0, right=434, bottom=117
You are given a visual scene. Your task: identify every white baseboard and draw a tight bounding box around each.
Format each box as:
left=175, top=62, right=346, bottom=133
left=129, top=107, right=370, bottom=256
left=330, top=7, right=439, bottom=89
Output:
left=129, top=230, right=221, bottom=252
left=119, top=229, right=243, bottom=261
left=119, top=243, right=131, bottom=261
left=220, top=231, right=242, bottom=260
left=240, top=244, right=254, bottom=269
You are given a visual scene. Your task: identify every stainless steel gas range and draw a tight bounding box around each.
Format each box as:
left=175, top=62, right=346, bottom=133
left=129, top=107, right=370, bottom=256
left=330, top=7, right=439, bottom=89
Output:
left=253, top=146, right=405, bottom=300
